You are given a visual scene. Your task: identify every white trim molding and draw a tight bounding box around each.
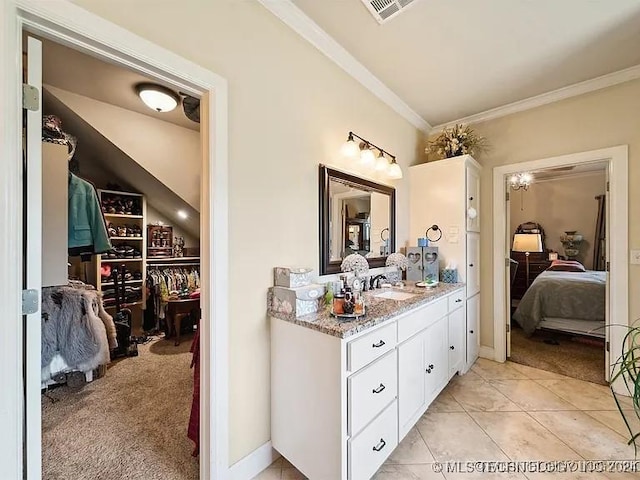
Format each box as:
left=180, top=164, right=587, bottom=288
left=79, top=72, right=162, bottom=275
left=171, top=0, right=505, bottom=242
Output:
left=256, top=0, right=431, bottom=133
left=229, top=441, right=281, bottom=480
left=433, top=64, right=640, bottom=130
left=479, top=346, right=495, bottom=361
left=492, top=146, right=628, bottom=392
left=3, top=1, right=230, bottom=478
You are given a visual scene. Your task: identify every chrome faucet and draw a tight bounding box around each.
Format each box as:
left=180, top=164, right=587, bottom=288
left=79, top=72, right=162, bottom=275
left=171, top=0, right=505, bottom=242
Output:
left=370, top=274, right=387, bottom=290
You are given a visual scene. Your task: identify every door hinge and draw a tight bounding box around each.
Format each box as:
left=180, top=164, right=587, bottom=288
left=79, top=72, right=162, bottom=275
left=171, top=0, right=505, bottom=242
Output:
left=506, top=191, right=510, bottom=202
left=606, top=261, right=610, bottom=272
left=506, top=323, right=511, bottom=333
left=22, top=83, right=40, bottom=111
left=22, top=289, right=39, bottom=315
left=606, top=341, right=610, bottom=353
left=606, top=181, right=610, bottom=192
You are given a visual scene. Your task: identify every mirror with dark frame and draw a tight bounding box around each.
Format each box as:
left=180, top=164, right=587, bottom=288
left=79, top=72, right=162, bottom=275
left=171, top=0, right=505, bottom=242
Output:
left=319, top=165, right=396, bottom=275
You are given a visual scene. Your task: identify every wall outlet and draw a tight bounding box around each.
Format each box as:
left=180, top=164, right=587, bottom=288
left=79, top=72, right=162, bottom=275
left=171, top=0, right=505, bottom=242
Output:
left=631, top=250, right=640, bottom=265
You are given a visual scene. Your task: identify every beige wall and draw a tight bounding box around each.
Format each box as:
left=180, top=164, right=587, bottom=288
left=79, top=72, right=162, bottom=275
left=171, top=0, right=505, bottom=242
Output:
left=471, top=79, right=640, bottom=350
left=147, top=205, right=199, bottom=250
left=71, top=0, right=421, bottom=464
left=510, top=173, right=606, bottom=269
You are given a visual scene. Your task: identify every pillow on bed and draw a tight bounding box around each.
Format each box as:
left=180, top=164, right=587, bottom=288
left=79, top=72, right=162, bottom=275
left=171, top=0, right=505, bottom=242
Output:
left=546, top=259, right=586, bottom=272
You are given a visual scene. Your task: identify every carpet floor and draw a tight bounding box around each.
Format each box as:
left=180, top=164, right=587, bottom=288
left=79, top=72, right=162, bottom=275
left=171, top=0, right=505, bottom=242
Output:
left=42, top=334, right=199, bottom=480
left=509, top=326, right=606, bottom=385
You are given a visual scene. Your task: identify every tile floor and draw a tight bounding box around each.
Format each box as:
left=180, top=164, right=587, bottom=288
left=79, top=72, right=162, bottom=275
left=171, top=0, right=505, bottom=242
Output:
left=254, top=359, right=640, bottom=480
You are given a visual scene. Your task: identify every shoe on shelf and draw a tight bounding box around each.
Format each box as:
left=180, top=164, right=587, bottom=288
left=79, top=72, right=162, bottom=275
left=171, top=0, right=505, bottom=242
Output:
left=107, top=223, right=117, bottom=237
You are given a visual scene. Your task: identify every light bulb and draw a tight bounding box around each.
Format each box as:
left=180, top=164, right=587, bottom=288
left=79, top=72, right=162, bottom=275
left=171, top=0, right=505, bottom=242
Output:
left=387, top=161, right=403, bottom=180
left=177, top=210, right=189, bottom=220
left=375, top=152, right=388, bottom=171
left=360, top=148, right=376, bottom=168
left=340, top=138, right=360, bottom=159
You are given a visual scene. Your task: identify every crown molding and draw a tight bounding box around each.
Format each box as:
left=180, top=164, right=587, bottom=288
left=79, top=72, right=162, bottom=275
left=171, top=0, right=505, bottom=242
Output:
left=432, top=63, right=640, bottom=131
left=257, top=0, right=431, bottom=133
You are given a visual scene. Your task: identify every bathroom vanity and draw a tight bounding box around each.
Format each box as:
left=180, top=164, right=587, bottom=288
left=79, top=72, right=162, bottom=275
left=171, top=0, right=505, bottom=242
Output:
left=269, top=283, right=468, bottom=480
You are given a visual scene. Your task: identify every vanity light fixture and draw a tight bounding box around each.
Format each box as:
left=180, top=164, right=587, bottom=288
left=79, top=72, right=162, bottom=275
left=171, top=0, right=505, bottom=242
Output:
left=135, top=83, right=180, bottom=112
left=387, top=157, right=402, bottom=179
left=340, top=131, right=402, bottom=179
left=509, top=172, right=533, bottom=191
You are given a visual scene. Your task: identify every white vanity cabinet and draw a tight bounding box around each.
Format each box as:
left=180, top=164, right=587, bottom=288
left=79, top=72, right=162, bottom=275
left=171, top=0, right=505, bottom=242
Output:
left=410, top=154, right=482, bottom=372
left=271, top=287, right=466, bottom=480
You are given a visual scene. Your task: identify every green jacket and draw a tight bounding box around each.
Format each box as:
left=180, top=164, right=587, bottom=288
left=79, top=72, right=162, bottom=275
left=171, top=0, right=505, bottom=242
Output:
left=68, top=173, right=111, bottom=254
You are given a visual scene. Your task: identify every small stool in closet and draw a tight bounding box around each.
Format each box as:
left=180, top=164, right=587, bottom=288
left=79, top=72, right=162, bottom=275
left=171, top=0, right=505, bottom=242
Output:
left=166, top=298, right=200, bottom=346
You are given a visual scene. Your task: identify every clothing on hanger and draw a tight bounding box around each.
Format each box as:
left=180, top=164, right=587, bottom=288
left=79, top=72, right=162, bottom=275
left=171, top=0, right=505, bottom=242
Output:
left=68, top=172, right=111, bottom=256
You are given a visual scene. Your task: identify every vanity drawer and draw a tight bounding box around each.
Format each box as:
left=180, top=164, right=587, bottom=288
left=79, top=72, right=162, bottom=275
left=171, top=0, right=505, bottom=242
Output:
left=348, top=350, right=397, bottom=436
left=448, top=290, right=465, bottom=312
left=348, top=400, right=398, bottom=480
left=348, top=322, right=396, bottom=372
left=397, top=297, right=447, bottom=343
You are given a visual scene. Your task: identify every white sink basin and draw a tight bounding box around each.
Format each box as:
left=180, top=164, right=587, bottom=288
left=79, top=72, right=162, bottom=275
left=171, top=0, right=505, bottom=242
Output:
left=372, top=290, right=417, bottom=301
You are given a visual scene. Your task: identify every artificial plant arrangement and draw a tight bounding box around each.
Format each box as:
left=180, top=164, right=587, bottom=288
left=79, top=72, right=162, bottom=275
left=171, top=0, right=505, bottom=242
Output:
left=611, top=323, right=640, bottom=454
left=385, top=252, right=408, bottom=283
left=425, top=123, right=488, bottom=159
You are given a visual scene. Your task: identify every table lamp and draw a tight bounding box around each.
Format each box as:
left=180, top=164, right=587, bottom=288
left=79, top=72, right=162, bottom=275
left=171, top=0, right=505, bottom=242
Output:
left=512, top=233, right=543, bottom=287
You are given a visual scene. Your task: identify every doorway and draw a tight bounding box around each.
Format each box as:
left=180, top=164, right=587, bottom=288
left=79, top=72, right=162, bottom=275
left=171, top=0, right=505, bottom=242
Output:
left=1, top=2, right=229, bottom=479
left=506, top=163, right=608, bottom=384
left=491, top=146, right=629, bottom=394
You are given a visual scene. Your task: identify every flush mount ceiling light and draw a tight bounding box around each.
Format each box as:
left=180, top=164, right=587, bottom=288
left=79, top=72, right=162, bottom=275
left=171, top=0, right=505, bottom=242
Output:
left=177, top=210, right=189, bottom=220
left=509, top=172, right=533, bottom=191
left=340, top=131, right=402, bottom=179
left=135, top=83, right=180, bottom=112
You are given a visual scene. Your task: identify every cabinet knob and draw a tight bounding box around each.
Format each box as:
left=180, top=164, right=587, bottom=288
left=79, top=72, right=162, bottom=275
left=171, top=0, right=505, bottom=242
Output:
left=469, top=263, right=474, bottom=267
left=450, top=345, right=455, bottom=350
left=372, top=383, right=386, bottom=394
left=372, top=438, right=386, bottom=452
left=455, top=298, right=462, bottom=303
left=469, top=330, right=474, bottom=334
left=372, top=340, right=386, bottom=348
left=469, top=196, right=474, bottom=201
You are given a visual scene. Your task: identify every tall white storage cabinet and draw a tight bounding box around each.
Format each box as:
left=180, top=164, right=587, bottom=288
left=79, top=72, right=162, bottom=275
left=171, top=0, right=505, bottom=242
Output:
left=410, top=155, right=481, bottom=371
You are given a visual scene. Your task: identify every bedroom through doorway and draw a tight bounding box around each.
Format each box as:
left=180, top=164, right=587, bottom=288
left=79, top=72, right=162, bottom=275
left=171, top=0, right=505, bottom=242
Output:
left=506, top=162, right=608, bottom=384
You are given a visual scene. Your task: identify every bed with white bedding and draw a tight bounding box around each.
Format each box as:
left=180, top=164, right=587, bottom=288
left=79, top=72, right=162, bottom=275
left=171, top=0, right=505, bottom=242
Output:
left=513, top=270, right=606, bottom=338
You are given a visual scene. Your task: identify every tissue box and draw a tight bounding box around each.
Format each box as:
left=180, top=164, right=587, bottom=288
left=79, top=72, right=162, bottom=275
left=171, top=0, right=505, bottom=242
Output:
left=270, top=284, right=325, bottom=317
left=441, top=269, right=458, bottom=283
left=274, top=267, right=313, bottom=288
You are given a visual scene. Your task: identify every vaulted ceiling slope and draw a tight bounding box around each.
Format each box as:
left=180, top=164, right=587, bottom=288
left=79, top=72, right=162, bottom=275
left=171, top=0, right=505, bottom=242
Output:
left=44, top=87, right=200, bottom=240
left=291, top=0, right=640, bottom=127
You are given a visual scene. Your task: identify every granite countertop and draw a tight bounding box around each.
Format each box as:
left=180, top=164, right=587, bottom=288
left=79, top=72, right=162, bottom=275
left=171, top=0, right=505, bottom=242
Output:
left=268, top=282, right=465, bottom=339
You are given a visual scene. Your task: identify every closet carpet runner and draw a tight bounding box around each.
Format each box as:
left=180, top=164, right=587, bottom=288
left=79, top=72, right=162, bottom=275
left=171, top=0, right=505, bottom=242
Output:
left=42, top=335, right=198, bottom=480
left=509, top=326, right=606, bottom=385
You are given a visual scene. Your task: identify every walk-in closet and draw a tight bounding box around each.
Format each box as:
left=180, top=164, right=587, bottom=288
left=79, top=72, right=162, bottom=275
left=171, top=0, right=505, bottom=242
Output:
left=32, top=35, right=203, bottom=479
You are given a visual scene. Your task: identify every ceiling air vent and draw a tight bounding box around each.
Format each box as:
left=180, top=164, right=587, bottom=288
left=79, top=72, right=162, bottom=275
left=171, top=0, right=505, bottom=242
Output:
left=361, top=0, right=419, bottom=24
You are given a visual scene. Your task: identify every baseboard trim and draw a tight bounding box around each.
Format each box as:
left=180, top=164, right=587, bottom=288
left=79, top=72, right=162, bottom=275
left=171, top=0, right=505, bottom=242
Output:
left=229, top=441, right=280, bottom=480
left=479, top=346, right=495, bottom=361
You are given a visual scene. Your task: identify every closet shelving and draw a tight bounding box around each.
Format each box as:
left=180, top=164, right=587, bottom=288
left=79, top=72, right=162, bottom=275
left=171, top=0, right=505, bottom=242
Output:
left=96, top=189, right=147, bottom=309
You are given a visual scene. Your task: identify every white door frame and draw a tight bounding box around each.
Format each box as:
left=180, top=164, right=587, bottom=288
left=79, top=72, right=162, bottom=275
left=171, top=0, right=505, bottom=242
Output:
left=492, top=146, right=628, bottom=392
left=0, top=1, right=229, bottom=479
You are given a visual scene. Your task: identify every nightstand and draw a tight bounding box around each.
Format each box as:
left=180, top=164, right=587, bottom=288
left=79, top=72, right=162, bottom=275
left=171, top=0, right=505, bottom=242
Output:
left=510, top=251, right=551, bottom=300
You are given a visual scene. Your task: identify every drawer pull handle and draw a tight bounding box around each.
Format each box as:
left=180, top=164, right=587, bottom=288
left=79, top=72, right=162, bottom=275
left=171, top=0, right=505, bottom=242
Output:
left=450, top=345, right=455, bottom=350
left=455, top=299, right=462, bottom=303
left=426, top=363, right=435, bottom=373
left=372, top=439, right=386, bottom=452
left=372, top=340, right=386, bottom=348
left=372, top=383, right=386, bottom=394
